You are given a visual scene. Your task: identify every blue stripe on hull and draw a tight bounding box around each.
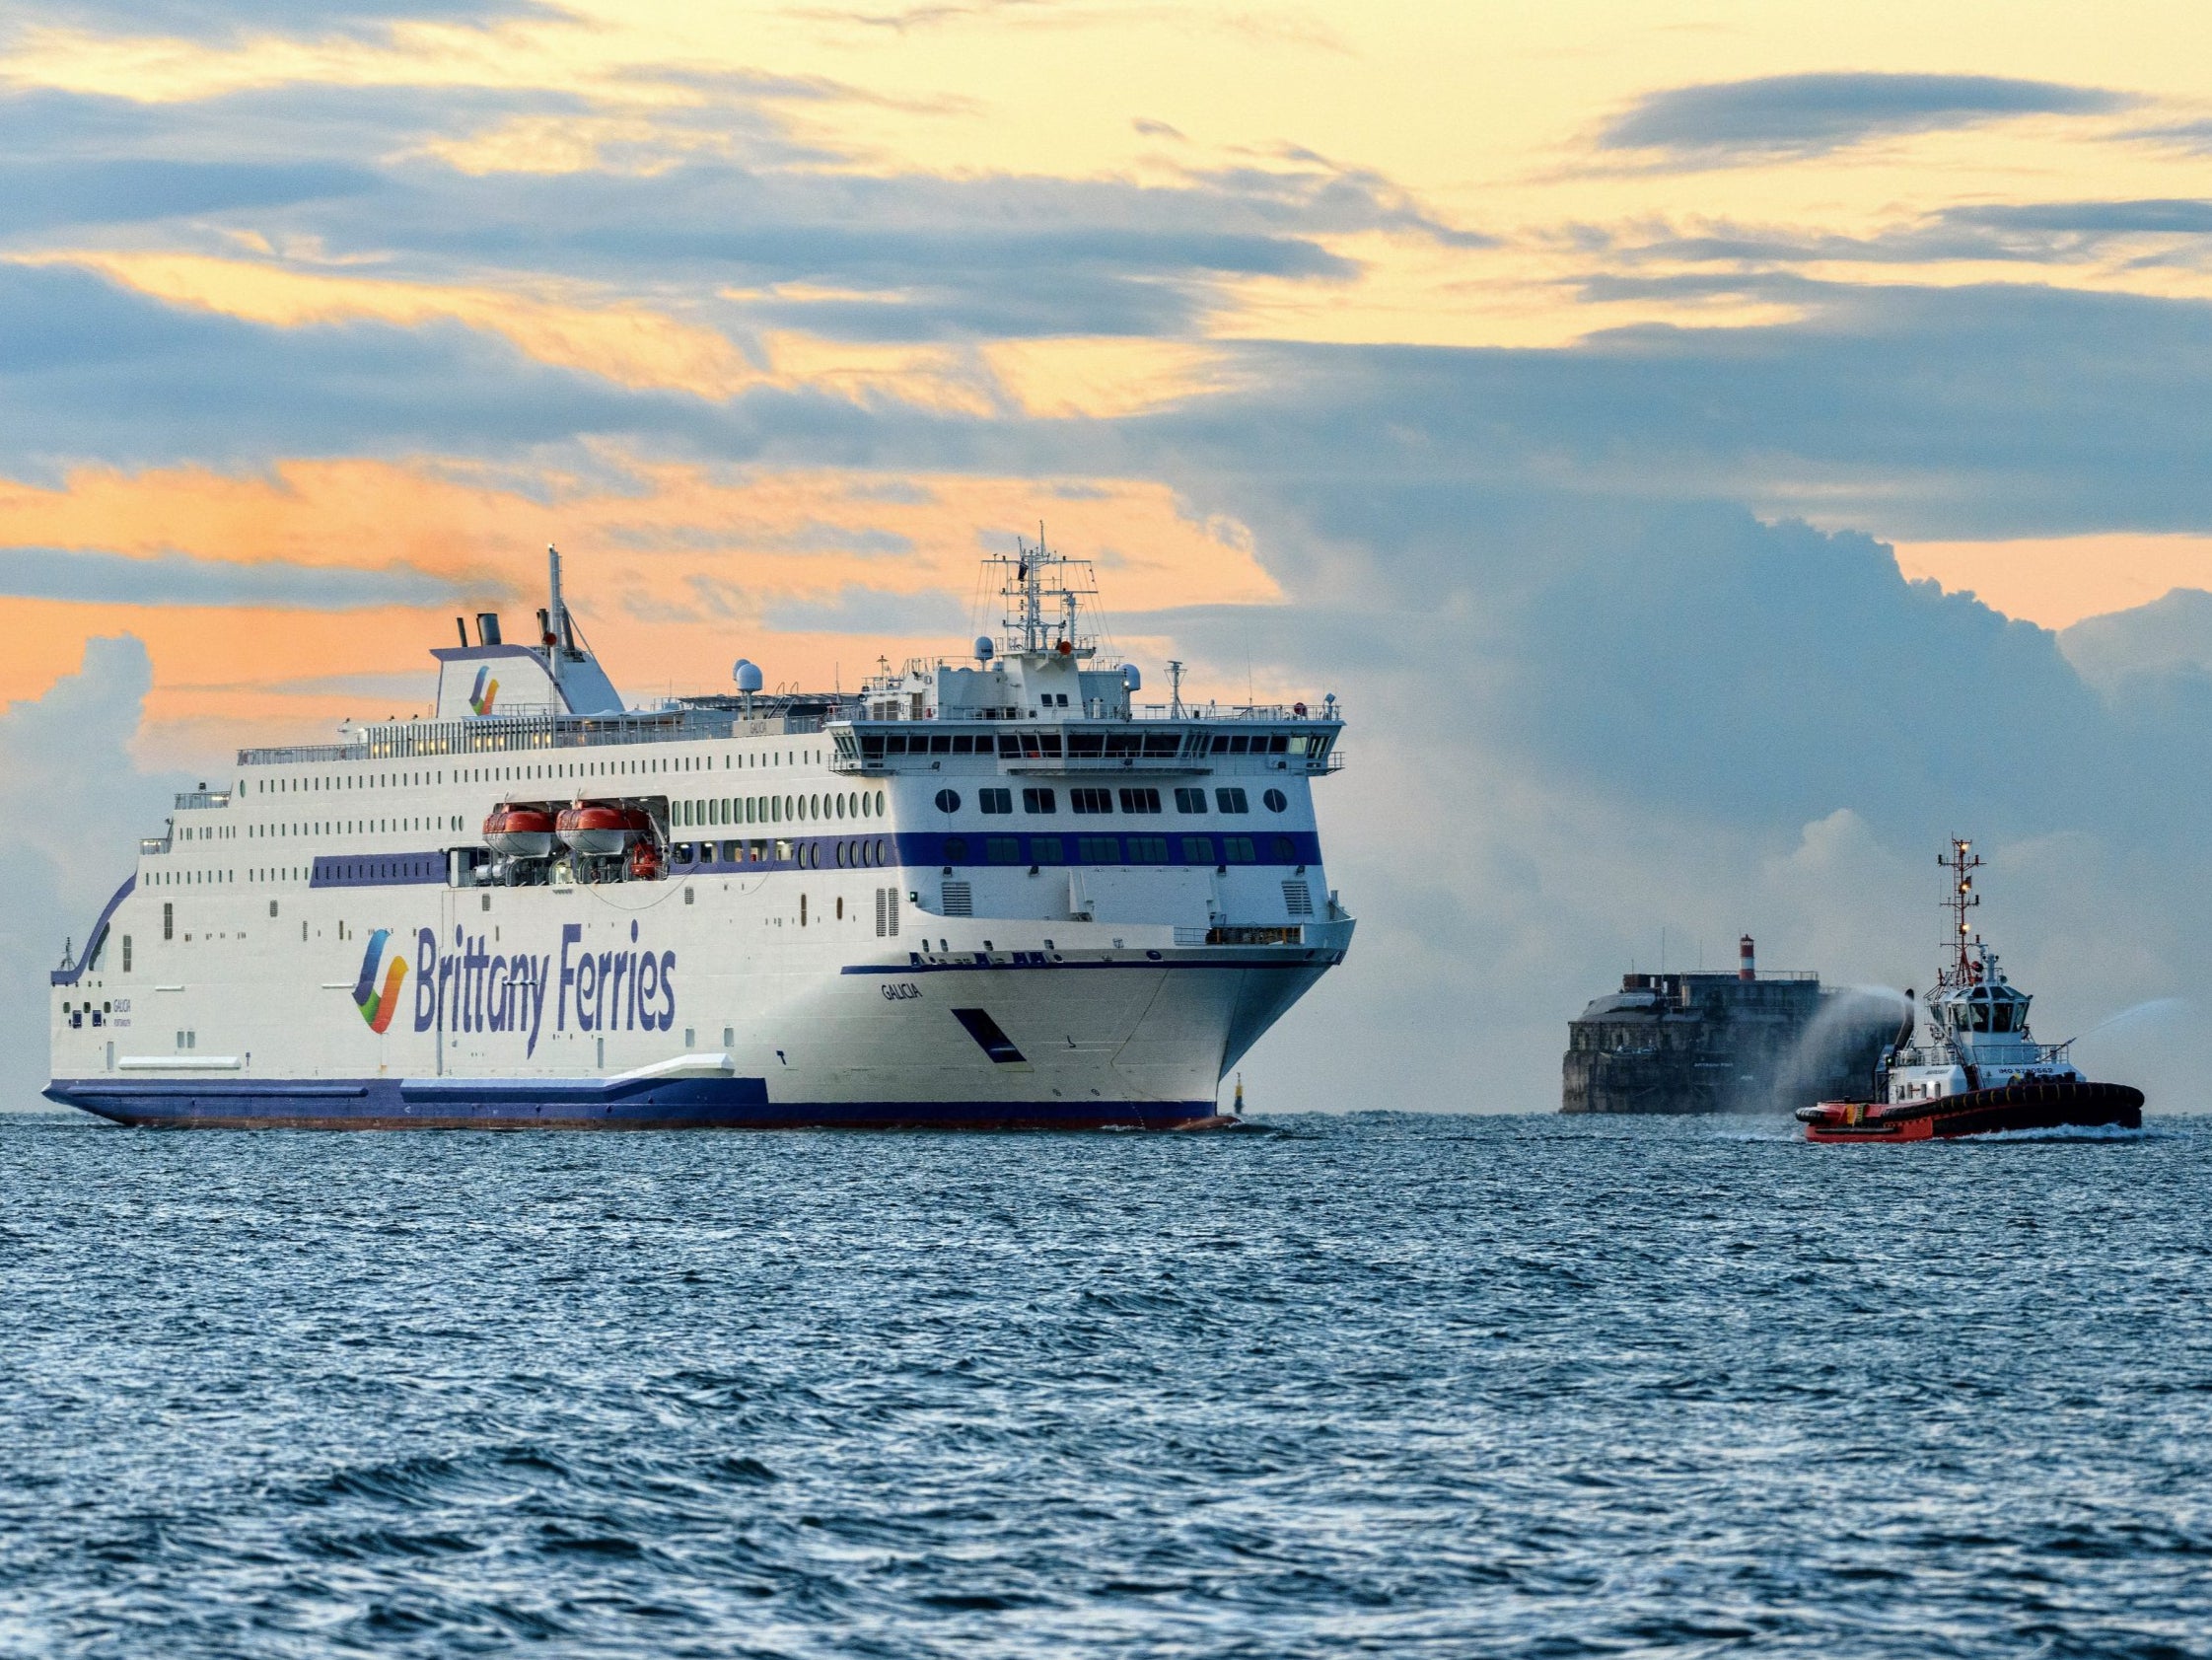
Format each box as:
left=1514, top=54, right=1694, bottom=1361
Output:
left=42, top=1077, right=1217, bottom=1131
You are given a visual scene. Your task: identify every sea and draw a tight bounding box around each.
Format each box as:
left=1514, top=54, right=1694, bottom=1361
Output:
left=4, top=1109, right=2210, bottom=1659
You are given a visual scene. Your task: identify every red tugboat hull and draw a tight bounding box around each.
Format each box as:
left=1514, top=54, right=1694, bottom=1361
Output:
left=1800, top=1080, right=2144, bottom=1143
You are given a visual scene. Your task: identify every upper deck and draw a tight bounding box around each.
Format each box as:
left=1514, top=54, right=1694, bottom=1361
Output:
left=233, top=536, right=1345, bottom=782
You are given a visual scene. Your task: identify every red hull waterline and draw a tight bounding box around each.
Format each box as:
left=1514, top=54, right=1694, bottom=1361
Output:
left=1802, top=1079, right=2144, bottom=1143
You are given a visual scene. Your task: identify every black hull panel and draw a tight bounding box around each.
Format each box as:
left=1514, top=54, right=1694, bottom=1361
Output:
left=1802, top=1079, right=2144, bottom=1142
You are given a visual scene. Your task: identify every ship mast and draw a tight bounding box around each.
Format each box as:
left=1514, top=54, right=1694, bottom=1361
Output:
left=995, top=525, right=1100, bottom=659
left=1941, top=836, right=1983, bottom=983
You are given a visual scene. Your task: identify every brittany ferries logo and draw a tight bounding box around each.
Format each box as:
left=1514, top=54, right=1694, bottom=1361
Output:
left=468, top=665, right=499, bottom=716
left=351, top=928, right=407, bottom=1034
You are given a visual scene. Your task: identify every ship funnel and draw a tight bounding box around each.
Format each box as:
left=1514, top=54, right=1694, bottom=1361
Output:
left=546, top=544, right=565, bottom=686
left=1739, top=934, right=1755, bottom=981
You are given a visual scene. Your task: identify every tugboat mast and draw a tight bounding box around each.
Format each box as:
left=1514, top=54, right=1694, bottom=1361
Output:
left=1941, top=836, right=1984, bottom=984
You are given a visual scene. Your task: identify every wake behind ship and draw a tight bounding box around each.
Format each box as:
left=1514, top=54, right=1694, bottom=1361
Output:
left=46, top=541, right=1352, bottom=1129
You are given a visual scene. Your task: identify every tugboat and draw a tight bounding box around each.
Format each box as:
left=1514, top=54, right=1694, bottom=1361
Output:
left=1797, top=839, right=2144, bottom=1142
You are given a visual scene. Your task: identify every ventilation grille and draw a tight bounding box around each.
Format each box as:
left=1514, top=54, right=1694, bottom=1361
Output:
left=875, top=886, right=900, bottom=937
left=942, top=881, right=972, bottom=917
left=1282, top=880, right=1313, bottom=917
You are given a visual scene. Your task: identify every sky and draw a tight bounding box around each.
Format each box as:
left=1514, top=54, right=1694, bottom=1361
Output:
left=8, top=0, right=2212, bottom=1110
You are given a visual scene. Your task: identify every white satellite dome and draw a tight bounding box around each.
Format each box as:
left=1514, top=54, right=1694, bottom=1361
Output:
left=733, top=658, right=764, bottom=693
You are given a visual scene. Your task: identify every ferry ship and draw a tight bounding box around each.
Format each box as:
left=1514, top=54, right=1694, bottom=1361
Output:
left=46, top=541, right=1352, bottom=1129
left=1797, top=839, right=2142, bottom=1142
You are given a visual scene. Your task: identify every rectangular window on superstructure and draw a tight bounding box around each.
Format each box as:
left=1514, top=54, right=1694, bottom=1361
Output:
left=1272, top=835, right=1297, bottom=861
left=986, top=836, right=1021, bottom=864
left=1174, top=787, right=1205, bottom=813
left=1070, top=788, right=1112, bottom=815
left=1031, top=836, right=1064, bottom=863
left=1224, top=836, right=1256, bottom=863
left=1117, top=787, right=1161, bottom=814
left=1216, top=787, right=1249, bottom=814
left=163, top=902, right=173, bottom=941
left=1022, top=787, right=1056, bottom=815
left=1077, top=835, right=1119, bottom=863
left=121, top=935, right=132, bottom=973
left=1127, top=836, right=1168, bottom=862
left=979, top=788, right=1012, bottom=815
left=1180, top=836, right=1214, bottom=864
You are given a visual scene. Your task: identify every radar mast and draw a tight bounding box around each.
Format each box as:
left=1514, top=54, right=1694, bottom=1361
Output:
left=986, top=526, right=1102, bottom=659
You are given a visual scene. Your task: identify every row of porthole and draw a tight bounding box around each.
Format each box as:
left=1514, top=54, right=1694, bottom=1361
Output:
left=673, top=789, right=887, bottom=830
left=934, top=786, right=1290, bottom=815
left=671, top=838, right=892, bottom=869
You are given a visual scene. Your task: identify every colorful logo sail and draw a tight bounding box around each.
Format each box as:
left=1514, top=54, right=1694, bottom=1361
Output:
left=468, top=665, right=499, bottom=716
left=351, top=928, right=407, bottom=1034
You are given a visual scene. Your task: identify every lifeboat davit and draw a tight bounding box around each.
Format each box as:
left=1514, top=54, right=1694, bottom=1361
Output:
left=482, top=804, right=555, bottom=858
left=556, top=800, right=653, bottom=856
left=1797, top=1079, right=2143, bottom=1143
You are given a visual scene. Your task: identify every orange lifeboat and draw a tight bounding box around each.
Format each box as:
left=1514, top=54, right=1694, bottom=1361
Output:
left=482, top=803, right=555, bottom=858
left=556, top=800, right=653, bottom=857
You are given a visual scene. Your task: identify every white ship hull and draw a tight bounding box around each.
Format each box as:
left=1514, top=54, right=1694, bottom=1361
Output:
left=49, top=866, right=1349, bottom=1128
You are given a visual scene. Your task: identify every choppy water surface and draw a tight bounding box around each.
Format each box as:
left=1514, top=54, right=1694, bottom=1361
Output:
left=5, top=1111, right=2211, bottom=1658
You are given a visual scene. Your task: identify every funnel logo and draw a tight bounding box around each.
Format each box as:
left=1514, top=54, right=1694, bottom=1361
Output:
left=468, top=665, right=499, bottom=716
left=351, top=928, right=407, bottom=1034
